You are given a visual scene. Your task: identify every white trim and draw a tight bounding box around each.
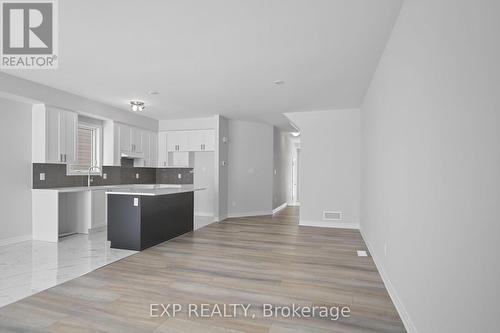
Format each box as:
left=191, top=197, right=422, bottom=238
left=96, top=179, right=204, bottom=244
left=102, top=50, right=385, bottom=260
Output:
left=88, top=225, right=106, bottom=234
left=272, top=203, right=287, bottom=214
left=0, top=234, right=32, bottom=247
left=287, top=201, right=301, bottom=206
left=360, top=228, right=418, bottom=333
left=299, top=220, right=359, bottom=229
left=228, top=211, right=273, bottom=218
left=195, top=212, right=214, bottom=217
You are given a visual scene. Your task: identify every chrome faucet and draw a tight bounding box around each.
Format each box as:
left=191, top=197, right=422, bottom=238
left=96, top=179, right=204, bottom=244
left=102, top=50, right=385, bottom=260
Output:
left=88, top=166, right=102, bottom=187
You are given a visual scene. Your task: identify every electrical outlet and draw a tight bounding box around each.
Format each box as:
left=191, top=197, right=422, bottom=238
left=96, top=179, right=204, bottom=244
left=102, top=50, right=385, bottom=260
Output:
left=133, top=198, right=139, bottom=207
left=103, top=173, right=107, bottom=180
left=39, top=173, right=45, bottom=181
left=136, top=173, right=140, bottom=179
left=177, top=173, right=182, bottom=179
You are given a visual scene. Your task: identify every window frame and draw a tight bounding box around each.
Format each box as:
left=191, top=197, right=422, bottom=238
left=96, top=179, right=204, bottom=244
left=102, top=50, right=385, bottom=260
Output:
left=67, top=121, right=103, bottom=176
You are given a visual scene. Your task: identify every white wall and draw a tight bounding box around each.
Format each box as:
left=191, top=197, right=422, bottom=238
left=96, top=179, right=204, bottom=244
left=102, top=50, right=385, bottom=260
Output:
left=159, top=117, right=215, bottom=131
left=286, top=109, right=360, bottom=228
left=227, top=120, right=273, bottom=217
left=272, top=127, right=294, bottom=209
left=360, top=1, right=500, bottom=332
left=0, top=98, right=33, bottom=244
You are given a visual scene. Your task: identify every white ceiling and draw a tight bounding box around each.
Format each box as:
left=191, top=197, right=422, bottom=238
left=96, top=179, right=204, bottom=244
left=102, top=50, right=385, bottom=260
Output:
left=5, top=0, right=402, bottom=129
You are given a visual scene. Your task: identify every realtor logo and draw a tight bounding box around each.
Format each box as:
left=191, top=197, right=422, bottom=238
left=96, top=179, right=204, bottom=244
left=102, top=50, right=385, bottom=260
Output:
left=1, top=0, right=58, bottom=68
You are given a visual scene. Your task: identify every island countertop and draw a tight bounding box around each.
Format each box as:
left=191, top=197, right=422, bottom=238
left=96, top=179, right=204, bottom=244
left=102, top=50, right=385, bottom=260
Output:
left=105, top=184, right=205, bottom=196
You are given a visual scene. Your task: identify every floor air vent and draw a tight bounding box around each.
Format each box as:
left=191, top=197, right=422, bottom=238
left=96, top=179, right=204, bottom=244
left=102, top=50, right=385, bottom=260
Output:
left=323, top=211, right=342, bottom=221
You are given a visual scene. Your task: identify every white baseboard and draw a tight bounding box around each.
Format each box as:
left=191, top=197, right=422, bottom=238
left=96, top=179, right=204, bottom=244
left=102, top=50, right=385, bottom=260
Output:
left=214, top=214, right=228, bottom=222
left=288, top=201, right=301, bottom=207
left=272, top=203, right=287, bottom=214
left=0, top=234, right=32, bottom=247
left=88, top=225, right=106, bottom=234
left=360, top=228, right=417, bottom=333
left=195, top=212, right=215, bottom=217
left=228, top=211, right=273, bottom=218
left=299, top=220, right=359, bottom=229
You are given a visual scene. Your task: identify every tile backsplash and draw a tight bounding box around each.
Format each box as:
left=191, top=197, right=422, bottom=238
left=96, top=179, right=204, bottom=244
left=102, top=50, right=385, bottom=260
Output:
left=32, top=163, right=193, bottom=189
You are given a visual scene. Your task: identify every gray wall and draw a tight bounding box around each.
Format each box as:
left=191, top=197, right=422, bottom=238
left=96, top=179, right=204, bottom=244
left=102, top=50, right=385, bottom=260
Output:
left=360, top=0, right=500, bottom=332
left=228, top=120, right=273, bottom=216
left=287, top=109, right=360, bottom=228
left=0, top=98, right=32, bottom=243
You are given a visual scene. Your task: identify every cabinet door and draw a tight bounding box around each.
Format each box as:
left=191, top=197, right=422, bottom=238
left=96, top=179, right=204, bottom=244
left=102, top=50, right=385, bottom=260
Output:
left=158, top=132, right=168, bottom=166
left=201, top=129, right=215, bottom=151
left=142, top=131, right=150, bottom=165
left=45, top=107, right=62, bottom=163
left=131, top=127, right=143, bottom=153
left=188, top=130, right=203, bottom=151
left=119, top=124, right=131, bottom=152
left=63, top=111, right=78, bottom=164
left=150, top=132, right=158, bottom=167
left=167, top=131, right=188, bottom=151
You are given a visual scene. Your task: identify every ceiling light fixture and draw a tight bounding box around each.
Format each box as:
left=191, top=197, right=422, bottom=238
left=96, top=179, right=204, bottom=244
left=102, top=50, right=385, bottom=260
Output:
left=274, top=80, right=285, bottom=85
left=130, top=100, right=146, bottom=112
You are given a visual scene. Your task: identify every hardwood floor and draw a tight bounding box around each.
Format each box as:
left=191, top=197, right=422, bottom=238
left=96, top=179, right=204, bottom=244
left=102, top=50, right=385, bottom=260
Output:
left=0, top=207, right=405, bottom=333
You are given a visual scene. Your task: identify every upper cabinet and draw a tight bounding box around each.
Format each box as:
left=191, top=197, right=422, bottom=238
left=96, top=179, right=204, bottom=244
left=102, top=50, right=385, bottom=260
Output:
left=32, top=104, right=78, bottom=164
left=158, top=129, right=215, bottom=167
left=166, top=130, right=215, bottom=152
left=118, top=124, right=143, bottom=155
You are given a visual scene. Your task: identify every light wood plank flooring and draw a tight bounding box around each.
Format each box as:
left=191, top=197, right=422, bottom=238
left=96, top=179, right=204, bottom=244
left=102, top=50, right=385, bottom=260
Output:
left=0, top=207, right=405, bottom=332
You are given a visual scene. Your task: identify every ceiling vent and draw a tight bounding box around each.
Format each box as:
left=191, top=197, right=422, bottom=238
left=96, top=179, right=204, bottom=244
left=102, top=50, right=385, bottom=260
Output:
left=323, top=211, right=342, bottom=221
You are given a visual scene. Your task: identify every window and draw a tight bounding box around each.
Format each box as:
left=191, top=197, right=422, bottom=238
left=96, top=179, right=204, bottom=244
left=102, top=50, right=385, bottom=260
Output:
left=67, top=122, right=102, bottom=175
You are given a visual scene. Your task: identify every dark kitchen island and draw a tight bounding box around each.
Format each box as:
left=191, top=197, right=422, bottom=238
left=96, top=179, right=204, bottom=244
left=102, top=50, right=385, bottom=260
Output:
left=106, top=185, right=204, bottom=251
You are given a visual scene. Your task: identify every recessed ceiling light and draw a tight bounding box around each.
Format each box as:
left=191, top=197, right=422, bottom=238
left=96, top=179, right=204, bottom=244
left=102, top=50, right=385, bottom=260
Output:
left=130, top=100, right=146, bottom=112
left=148, top=91, right=159, bottom=95
left=291, top=132, right=300, bottom=137
left=274, top=80, right=285, bottom=85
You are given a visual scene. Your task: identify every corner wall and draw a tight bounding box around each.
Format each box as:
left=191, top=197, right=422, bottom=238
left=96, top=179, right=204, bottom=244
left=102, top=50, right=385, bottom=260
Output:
left=0, top=98, right=33, bottom=244
left=286, top=109, right=360, bottom=228
left=227, top=120, right=273, bottom=217
left=360, top=0, right=500, bottom=332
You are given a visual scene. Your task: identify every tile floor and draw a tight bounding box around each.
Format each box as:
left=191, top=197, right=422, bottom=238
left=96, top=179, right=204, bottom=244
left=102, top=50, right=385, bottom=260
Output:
left=0, top=230, right=136, bottom=308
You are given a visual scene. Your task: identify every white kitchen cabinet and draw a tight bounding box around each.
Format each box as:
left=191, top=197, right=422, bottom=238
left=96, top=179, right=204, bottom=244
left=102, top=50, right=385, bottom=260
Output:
left=199, top=129, right=215, bottom=151
left=158, top=131, right=168, bottom=167
left=167, top=130, right=215, bottom=152
left=142, top=131, right=150, bottom=165
left=32, top=104, right=78, bottom=164
left=118, top=123, right=143, bottom=155
left=149, top=132, right=158, bottom=167
left=167, top=131, right=189, bottom=152
left=131, top=127, right=143, bottom=153
left=119, top=123, right=131, bottom=152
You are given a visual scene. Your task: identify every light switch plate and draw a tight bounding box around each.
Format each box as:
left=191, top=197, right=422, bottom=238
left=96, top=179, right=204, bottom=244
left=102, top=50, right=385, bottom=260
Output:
left=133, top=198, right=139, bottom=206
left=177, top=173, right=182, bottom=179
left=39, top=173, right=45, bottom=181
left=136, top=173, right=140, bottom=179
left=103, top=173, right=107, bottom=180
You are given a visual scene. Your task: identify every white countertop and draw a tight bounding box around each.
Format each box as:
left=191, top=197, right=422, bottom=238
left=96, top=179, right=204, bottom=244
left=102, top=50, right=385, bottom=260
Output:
left=31, top=184, right=193, bottom=194
left=105, top=184, right=205, bottom=196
